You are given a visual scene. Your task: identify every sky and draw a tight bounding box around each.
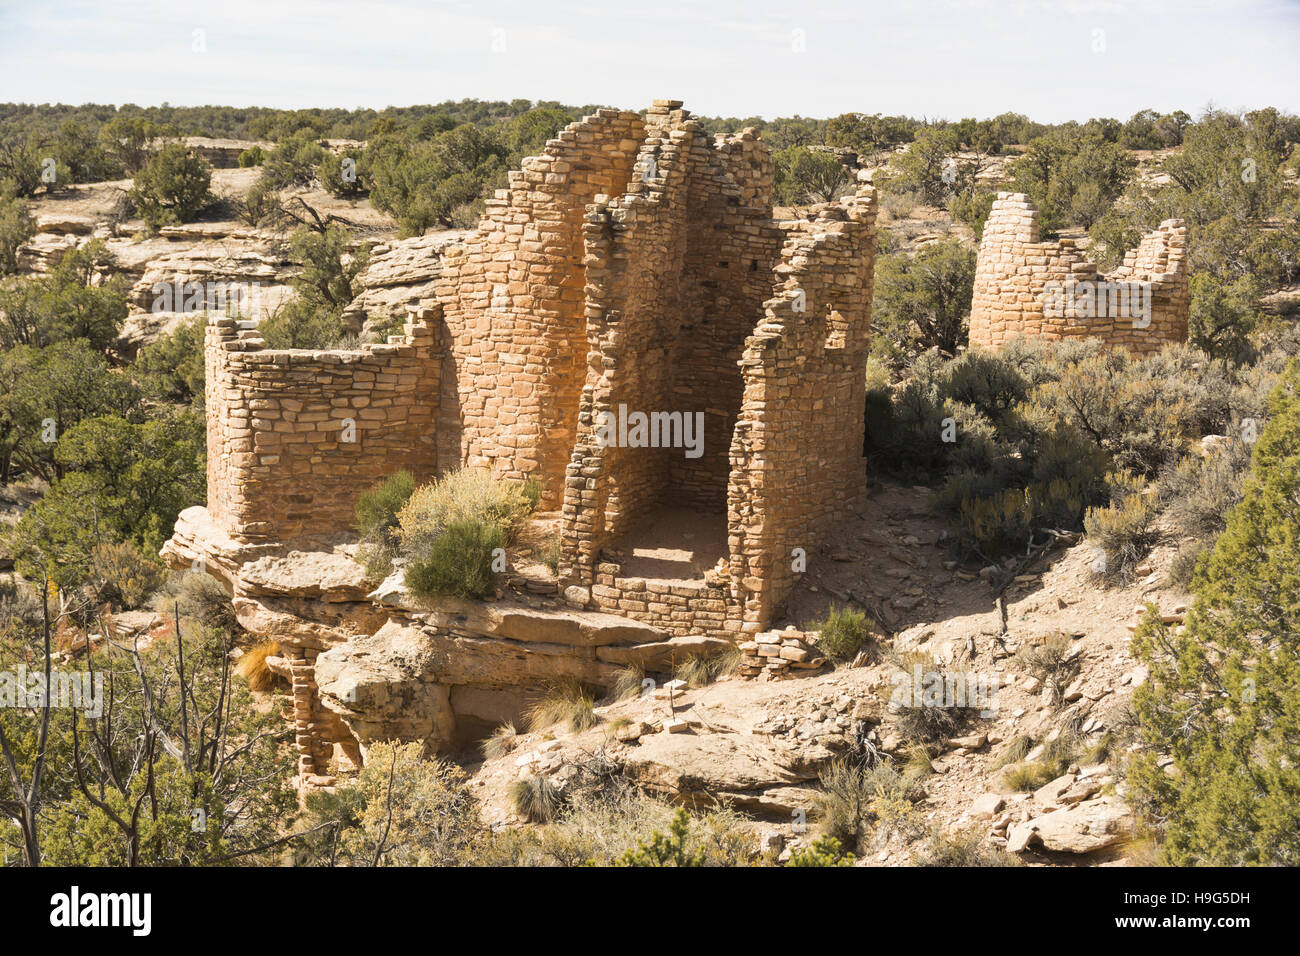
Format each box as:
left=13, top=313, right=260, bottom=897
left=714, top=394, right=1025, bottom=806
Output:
left=1, top=0, right=1298, bottom=123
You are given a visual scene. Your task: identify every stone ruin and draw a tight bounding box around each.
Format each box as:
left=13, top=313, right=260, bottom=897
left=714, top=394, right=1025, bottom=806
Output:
left=165, top=118, right=1194, bottom=778
left=165, top=100, right=879, bottom=774
left=969, top=192, right=1188, bottom=355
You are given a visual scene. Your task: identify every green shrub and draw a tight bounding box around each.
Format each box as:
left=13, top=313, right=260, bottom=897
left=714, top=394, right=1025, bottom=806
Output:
left=133, top=314, right=205, bottom=407
left=259, top=132, right=327, bottom=190
left=129, top=143, right=213, bottom=228
left=299, top=742, right=481, bottom=866
left=772, top=146, right=853, bottom=205
left=404, top=517, right=505, bottom=601
left=812, top=604, right=874, bottom=663
left=1158, top=444, right=1249, bottom=543
left=1084, top=480, right=1159, bottom=584
left=949, top=187, right=996, bottom=239
left=1029, top=346, right=1229, bottom=478
left=397, top=468, right=534, bottom=558
left=1128, top=363, right=1300, bottom=864
left=786, top=835, right=855, bottom=867
left=238, top=179, right=283, bottom=227
left=616, top=808, right=705, bottom=867
left=1167, top=540, right=1208, bottom=589
left=258, top=225, right=368, bottom=350
left=89, top=540, right=166, bottom=610
left=319, top=147, right=366, bottom=197
left=871, top=239, right=976, bottom=359
left=394, top=469, right=539, bottom=602
left=481, top=787, right=758, bottom=867
left=237, top=145, right=265, bottom=167
left=0, top=193, right=35, bottom=276
left=0, top=240, right=130, bottom=352
left=12, top=409, right=205, bottom=588
left=355, top=470, right=415, bottom=577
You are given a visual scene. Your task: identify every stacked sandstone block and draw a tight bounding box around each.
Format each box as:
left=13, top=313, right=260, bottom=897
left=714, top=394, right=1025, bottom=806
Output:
left=558, top=101, right=783, bottom=598
left=200, top=100, right=877, bottom=655
left=265, top=643, right=360, bottom=781
left=725, top=191, right=877, bottom=632
left=559, top=103, right=877, bottom=639
left=968, top=192, right=1188, bottom=356
left=589, top=560, right=731, bottom=637
left=737, top=629, right=825, bottom=679
left=432, top=108, right=647, bottom=507
left=204, top=305, right=440, bottom=543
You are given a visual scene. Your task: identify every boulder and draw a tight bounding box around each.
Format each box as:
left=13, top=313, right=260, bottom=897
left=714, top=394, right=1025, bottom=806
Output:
left=315, top=620, right=455, bottom=753
left=1007, top=797, right=1131, bottom=854
left=969, top=793, right=1006, bottom=820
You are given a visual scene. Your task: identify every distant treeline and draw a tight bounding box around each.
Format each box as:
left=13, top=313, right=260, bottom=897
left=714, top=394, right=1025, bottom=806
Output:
left=6, top=99, right=1281, bottom=155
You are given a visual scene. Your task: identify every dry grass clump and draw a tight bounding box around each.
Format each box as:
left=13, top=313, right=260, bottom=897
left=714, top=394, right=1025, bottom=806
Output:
left=525, top=679, right=598, bottom=734
left=610, top=663, right=649, bottom=702
left=236, top=640, right=282, bottom=692
left=482, top=722, right=518, bottom=760
left=394, top=468, right=539, bottom=602
left=912, top=826, right=1022, bottom=867
left=673, top=645, right=741, bottom=688
left=508, top=775, right=564, bottom=823
left=814, top=760, right=926, bottom=853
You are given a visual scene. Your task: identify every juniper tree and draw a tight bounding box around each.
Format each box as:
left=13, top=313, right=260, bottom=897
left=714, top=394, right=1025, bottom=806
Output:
left=1129, top=361, right=1300, bottom=865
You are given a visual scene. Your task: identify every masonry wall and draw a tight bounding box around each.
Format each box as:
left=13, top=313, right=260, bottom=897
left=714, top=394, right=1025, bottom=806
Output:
left=561, top=164, right=877, bottom=636
left=204, top=308, right=440, bottom=543
left=198, top=100, right=877, bottom=641
left=558, top=104, right=785, bottom=602
left=432, top=109, right=645, bottom=506
left=969, top=192, right=1188, bottom=356
left=589, top=565, right=731, bottom=637
left=669, top=128, right=784, bottom=509
left=727, top=190, right=878, bottom=630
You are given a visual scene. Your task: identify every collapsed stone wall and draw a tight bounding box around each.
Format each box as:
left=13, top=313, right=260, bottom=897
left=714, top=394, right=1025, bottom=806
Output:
left=727, top=193, right=878, bottom=630
left=180, top=100, right=879, bottom=775
left=968, top=192, right=1187, bottom=355
left=432, top=108, right=646, bottom=506
left=204, top=308, right=440, bottom=543
left=559, top=102, right=876, bottom=636
left=558, top=105, right=783, bottom=572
